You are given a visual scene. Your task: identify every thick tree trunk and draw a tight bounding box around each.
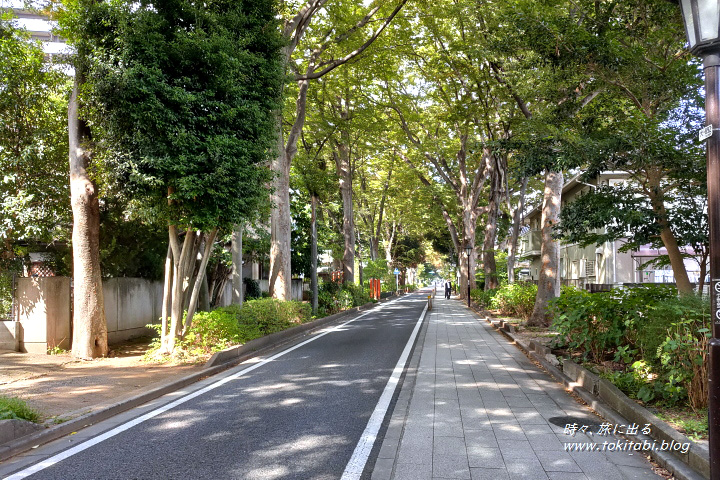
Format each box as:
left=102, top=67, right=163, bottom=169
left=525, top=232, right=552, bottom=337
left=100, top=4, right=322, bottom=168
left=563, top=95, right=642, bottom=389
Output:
left=335, top=144, right=355, bottom=284
left=484, top=189, right=499, bottom=290
left=528, top=170, right=563, bottom=327
left=507, top=177, right=528, bottom=284
left=231, top=224, right=243, bottom=305
left=311, top=194, right=318, bottom=315
left=270, top=144, right=292, bottom=301
left=647, top=188, right=693, bottom=295
left=69, top=76, right=108, bottom=360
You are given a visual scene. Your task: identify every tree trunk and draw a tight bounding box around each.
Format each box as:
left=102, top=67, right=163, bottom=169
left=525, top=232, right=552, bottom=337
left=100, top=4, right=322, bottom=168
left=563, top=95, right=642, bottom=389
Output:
left=69, top=75, right=108, bottom=360
left=483, top=187, right=500, bottom=290
left=528, top=170, right=563, bottom=327
left=161, top=246, right=172, bottom=338
left=507, top=177, right=528, bottom=284
left=270, top=138, right=292, bottom=300
left=231, top=224, right=243, bottom=305
left=182, top=228, right=218, bottom=334
left=647, top=188, right=693, bottom=295
left=311, top=194, right=318, bottom=315
left=335, top=143, right=355, bottom=284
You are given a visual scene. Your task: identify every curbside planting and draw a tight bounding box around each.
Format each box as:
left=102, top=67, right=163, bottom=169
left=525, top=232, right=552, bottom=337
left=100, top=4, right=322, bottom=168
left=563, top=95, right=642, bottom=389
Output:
left=467, top=299, right=710, bottom=480
left=0, top=293, right=402, bottom=463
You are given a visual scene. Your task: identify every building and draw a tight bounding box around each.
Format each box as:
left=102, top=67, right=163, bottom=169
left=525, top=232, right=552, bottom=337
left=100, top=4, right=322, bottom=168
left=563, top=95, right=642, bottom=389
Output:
left=518, top=172, right=703, bottom=289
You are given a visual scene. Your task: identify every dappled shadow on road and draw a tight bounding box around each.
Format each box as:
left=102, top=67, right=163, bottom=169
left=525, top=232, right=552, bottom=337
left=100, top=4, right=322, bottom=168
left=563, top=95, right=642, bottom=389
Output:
left=28, top=305, right=427, bottom=480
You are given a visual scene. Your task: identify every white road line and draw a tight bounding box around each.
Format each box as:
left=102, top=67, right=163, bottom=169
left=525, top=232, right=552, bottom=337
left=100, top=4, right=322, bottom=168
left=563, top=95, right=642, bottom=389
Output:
left=341, top=300, right=428, bottom=480
left=4, top=297, right=408, bottom=480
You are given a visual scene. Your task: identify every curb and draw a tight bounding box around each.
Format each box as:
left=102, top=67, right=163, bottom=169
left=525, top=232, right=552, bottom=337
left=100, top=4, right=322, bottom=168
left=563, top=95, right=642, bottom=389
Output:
left=0, top=294, right=402, bottom=463
left=466, top=301, right=709, bottom=480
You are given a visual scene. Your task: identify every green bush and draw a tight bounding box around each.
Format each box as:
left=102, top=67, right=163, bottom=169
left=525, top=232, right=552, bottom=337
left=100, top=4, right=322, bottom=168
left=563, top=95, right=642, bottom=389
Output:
left=180, top=308, right=243, bottom=355
left=317, top=281, right=371, bottom=316
left=147, top=298, right=312, bottom=359
left=243, top=277, right=261, bottom=299
left=550, top=285, right=710, bottom=410
left=550, top=285, right=677, bottom=363
left=656, top=295, right=710, bottom=410
left=489, top=283, right=537, bottom=320
left=0, top=396, right=40, bottom=422
left=470, top=288, right=498, bottom=308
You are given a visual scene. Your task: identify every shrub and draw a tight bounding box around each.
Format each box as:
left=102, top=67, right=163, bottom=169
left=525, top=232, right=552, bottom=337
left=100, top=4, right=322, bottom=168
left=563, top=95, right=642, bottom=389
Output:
left=0, top=396, right=40, bottom=422
left=489, top=283, right=537, bottom=320
left=656, top=295, right=710, bottom=410
left=470, top=288, right=498, bottom=308
left=243, top=277, right=261, bottom=299
left=147, top=299, right=312, bottom=360
left=549, top=285, right=677, bottom=363
left=235, top=298, right=311, bottom=336
left=180, top=308, right=243, bottom=355
left=317, top=281, right=370, bottom=316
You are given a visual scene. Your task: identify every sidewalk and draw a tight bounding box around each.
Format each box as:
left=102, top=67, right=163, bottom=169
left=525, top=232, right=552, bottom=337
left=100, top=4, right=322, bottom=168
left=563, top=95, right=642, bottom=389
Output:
left=372, top=296, right=664, bottom=480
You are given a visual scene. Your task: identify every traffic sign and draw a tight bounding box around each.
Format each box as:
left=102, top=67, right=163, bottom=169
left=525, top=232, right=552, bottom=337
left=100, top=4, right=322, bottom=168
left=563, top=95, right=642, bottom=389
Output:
left=700, top=124, right=713, bottom=141
left=393, top=268, right=400, bottom=275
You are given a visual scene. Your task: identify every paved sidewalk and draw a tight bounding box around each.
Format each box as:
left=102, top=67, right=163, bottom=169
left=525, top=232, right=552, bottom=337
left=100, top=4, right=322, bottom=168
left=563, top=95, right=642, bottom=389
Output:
left=372, top=297, right=664, bottom=480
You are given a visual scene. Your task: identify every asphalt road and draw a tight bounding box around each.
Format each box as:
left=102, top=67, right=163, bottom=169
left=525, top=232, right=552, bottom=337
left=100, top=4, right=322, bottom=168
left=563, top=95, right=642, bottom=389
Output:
left=6, top=293, right=428, bottom=480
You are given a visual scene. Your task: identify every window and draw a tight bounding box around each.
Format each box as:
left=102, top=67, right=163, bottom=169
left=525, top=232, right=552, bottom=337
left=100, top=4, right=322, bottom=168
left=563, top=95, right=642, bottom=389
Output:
left=586, top=260, right=596, bottom=277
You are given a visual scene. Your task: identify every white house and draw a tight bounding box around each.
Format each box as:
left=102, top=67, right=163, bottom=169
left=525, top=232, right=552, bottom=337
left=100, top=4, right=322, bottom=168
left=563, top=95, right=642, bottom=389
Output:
left=518, top=172, right=703, bottom=290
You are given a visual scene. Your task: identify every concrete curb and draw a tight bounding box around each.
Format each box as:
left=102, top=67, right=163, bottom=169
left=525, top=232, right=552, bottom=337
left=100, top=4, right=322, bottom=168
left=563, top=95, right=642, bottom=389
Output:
left=0, top=294, right=401, bottom=463
left=467, top=300, right=709, bottom=480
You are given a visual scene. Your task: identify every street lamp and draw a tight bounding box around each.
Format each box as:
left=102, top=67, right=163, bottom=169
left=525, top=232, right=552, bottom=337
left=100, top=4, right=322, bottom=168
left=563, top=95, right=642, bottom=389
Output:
left=465, top=245, right=472, bottom=307
left=677, top=1, right=720, bottom=477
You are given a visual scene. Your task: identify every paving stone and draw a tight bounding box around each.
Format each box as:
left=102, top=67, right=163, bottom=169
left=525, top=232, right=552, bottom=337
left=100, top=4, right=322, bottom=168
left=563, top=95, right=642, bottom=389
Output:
left=433, top=453, right=471, bottom=479
left=434, top=436, right=467, bottom=456
left=546, top=472, right=589, bottom=480
left=470, top=467, right=510, bottom=480
left=381, top=299, right=660, bottom=480
left=466, top=447, right=505, bottom=469
left=525, top=433, right=564, bottom=451
left=534, top=450, right=583, bottom=472
left=393, top=462, right=433, bottom=480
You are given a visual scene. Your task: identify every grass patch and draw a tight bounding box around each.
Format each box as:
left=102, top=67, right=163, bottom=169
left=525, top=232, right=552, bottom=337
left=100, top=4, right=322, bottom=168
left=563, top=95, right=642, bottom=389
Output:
left=0, top=396, right=40, bottom=423
left=656, top=407, right=708, bottom=442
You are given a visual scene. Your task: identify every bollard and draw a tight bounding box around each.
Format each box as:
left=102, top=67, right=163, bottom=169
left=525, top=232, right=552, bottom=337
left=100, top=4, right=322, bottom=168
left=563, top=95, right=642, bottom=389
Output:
left=427, top=295, right=433, bottom=310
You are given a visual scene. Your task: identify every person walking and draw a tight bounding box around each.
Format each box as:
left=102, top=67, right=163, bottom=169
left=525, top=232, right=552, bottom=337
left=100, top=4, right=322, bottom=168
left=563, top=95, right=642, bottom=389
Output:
left=444, top=280, right=451, bottom=299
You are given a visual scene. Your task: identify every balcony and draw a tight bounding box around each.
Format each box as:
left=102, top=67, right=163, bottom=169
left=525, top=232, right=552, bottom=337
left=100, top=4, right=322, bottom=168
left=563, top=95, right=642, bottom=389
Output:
left=518, top=230, right=541, bottom=258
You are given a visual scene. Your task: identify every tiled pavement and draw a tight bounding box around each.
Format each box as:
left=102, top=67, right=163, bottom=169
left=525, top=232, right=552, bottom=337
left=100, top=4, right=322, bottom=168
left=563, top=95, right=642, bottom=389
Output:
left=371, top=296, right=664, bottom=480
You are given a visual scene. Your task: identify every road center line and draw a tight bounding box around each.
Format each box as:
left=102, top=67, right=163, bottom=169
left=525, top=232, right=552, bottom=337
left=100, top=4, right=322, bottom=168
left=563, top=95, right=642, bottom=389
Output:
left=5, top=296, right=408, bottom=480
left=341, top=298, right=428, bottom=480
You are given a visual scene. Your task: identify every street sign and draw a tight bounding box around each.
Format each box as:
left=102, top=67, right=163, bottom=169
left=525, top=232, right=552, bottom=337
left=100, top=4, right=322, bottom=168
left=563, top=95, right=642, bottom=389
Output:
left=393, top=268, right=400, bottom=275
left=700, top=124, right=713, bottom=141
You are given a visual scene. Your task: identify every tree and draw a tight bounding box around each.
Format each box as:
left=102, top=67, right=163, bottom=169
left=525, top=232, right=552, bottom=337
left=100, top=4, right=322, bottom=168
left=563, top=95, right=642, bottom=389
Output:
left=269, top=0, right=407, bottom=299
left=76, top=0, right=284, bottom=353
left=0, top=13, right=73, bottom=322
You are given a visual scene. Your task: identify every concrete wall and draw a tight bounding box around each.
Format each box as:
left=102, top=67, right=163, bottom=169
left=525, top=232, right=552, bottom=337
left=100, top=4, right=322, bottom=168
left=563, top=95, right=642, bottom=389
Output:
left=16, top=277, right=71, bottom=354
left=103, top=278, right=163, bottom=344
left=0, top=321, right=19, bottom=351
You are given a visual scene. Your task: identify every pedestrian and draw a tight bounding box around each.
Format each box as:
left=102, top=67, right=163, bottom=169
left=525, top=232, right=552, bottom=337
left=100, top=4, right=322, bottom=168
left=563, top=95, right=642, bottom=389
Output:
left=445, top=280, right=451, bottom=299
